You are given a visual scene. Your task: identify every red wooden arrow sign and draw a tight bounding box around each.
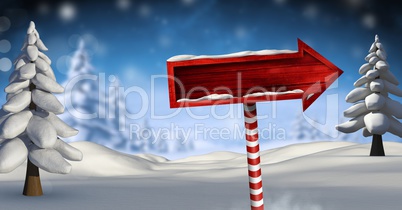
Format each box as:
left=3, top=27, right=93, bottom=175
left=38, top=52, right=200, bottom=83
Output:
left=166, top=39, right=343, bottom=210
left=167, top=39, right=343, bottom=111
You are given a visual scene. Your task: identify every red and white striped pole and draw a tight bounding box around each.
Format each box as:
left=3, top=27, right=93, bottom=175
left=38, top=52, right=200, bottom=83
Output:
left=243, top=103, right=264, bottom=210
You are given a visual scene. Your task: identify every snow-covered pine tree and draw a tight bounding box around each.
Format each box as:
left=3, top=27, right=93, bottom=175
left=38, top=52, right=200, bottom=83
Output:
left=61, top=39, right=119, bottom=148
left=336, top=35, right=402, bottom=156
left=0, top=21, right=82, bottom=196
left=62, top=39, right=98, bottom=141
left=107, top=76, right=130, bottom=150
left=290, top=112, right=312, bottom=141
left=337, top=131, right=349, bottom=141
left=137, top=119, right=155, bottom=152
left=337, top=117, right=359, bottom=142
left=175, top=133, right=193, bottom=152
left=310, top=118, right=325, bottom=141
left=157, top=135, right=169, bottom=153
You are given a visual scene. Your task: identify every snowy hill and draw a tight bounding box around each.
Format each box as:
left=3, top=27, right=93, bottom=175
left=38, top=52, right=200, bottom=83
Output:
left=1, top=141, right=402, bottom=209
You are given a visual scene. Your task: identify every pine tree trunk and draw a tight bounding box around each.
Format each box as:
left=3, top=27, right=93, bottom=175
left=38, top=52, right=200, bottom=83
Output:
left=23, top=83, right=43, bottom=196
left=23, top=159, right=43, bottom=196
left=370, top=134, right=385, bottom=156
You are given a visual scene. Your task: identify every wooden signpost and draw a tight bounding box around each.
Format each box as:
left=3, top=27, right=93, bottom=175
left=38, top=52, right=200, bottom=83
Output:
left=166, top=39, right=343, bottom=210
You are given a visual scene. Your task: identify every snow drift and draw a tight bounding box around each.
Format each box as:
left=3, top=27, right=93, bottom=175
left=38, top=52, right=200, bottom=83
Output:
left=1, top=141, right=402, bottom=210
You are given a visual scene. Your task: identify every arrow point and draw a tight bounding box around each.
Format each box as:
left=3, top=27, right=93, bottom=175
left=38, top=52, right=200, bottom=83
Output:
left=297, top=38, right=307, bottom=53
left=301, top=70, right=343, bottom=112
left=297, top=39, right=344, bottom=111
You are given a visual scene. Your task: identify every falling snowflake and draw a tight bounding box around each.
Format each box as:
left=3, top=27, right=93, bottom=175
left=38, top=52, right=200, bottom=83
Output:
left=59, top=2, right=77, bottom=21
left=362, top=13, right=377, bottom=29
left=343, top=0, right=364, bottom=9
left=273, top=0, right=287, bottom=5
left=0, top=16, right=11, bottom=32
left=181, top=0, right=196, bottom=6
left=116, top=0, right=131, bottom=11
left=303, top=4, right=318, bottom=19
left=235, top=26, right=247, bottom=39
left=0, top=39, right=11, bottom=53
left=138, top=4, right=151, bottom=18
left=56, top=55, right=72, bottom=75
left=0, top=58, right=12, bottom=72
left=158, top=35, right=171, bottom=48
left=37, top=2, right=50, bottom=15
left=350, top=45, right=364, bottom=59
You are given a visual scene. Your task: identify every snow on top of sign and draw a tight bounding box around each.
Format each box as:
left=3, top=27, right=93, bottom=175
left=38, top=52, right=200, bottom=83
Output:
left=177, top=90, right=304, bottom=102
left=177, top=94, right=233, bottom=102
left=243, top=89, right=304, bottom=98
left=306, top=93, right=314, bottom=100
left=168, top=49, right=297, bottom=62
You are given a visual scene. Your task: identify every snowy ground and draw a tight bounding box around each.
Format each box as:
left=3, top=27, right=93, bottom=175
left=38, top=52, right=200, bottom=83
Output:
left=1, top=141, right=402, bottom=210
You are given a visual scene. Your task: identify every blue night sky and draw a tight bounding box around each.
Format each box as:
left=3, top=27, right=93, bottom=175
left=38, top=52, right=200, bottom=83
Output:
left=1, top=0, right=402, bottom=157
